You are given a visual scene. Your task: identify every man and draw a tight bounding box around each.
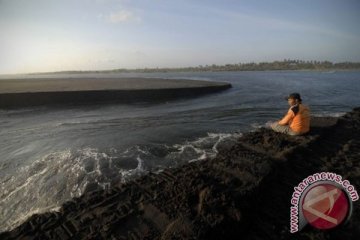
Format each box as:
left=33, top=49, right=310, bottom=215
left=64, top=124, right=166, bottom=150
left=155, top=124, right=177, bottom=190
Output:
left=270, top=93, right=310, bottom=136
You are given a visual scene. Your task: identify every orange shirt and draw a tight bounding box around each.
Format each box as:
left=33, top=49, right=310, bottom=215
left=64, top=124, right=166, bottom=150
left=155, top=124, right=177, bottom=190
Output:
left=278, top=104, right=310, bottom=134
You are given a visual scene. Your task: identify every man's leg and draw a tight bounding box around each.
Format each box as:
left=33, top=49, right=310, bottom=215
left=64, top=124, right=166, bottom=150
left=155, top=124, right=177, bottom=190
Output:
left=270, top=122, right=302, bottom=136
left=270, top=122, right=291, bottom=134
left=288, top=130, right=301, bottom=136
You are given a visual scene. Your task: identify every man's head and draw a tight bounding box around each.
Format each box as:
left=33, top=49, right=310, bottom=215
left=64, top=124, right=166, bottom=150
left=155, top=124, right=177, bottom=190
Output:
left=285, top=93, right=302, bottom=106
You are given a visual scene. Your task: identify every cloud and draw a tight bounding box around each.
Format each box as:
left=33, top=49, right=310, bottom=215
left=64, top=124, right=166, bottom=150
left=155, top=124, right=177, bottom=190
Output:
left=106, top=10, right=141, bottom=23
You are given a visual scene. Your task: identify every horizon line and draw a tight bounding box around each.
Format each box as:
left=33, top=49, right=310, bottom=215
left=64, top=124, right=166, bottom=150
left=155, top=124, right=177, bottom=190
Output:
left=2, top=59, right=360, bottom=76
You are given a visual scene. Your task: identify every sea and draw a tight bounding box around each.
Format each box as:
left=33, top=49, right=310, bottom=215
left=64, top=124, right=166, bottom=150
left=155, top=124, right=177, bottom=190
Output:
left=1, top=70, right=360, bottom=231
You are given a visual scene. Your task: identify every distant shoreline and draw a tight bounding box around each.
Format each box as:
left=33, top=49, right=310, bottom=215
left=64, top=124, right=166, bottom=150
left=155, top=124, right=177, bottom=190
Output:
left=1, top=60, right=360, bottom=76
left=29, top=68, right=360, bottom=76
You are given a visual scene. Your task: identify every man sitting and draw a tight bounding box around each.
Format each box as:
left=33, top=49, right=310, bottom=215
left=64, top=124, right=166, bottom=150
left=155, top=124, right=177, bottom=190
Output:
left=270, top=93, right=310, bottom=136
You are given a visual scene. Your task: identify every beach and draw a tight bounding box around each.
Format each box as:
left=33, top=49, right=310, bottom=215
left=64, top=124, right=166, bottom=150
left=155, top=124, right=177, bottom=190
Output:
left=0, top=78, right=231, bottom=108
left=2, top=107, right=359, bottom=239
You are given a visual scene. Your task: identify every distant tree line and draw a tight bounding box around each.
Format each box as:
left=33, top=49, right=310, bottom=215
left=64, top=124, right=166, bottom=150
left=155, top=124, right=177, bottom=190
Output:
left=34, top=60, right=360, bottom=74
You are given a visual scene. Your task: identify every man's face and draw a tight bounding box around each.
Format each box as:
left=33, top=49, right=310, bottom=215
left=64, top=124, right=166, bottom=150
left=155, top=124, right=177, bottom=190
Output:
left=288, top=98, right=296, bottom=106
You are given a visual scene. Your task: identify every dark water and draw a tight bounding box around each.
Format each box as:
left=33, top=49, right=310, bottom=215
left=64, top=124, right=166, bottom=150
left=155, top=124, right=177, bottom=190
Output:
left=0, top=70, right=359, bottom=231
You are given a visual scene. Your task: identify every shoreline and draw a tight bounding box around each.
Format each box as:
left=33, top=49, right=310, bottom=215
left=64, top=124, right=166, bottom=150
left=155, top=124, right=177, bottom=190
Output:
left=0, top=78, right=231, bottom=109
left=1, top=68, right=360, bottom=78
left=1, top=108, right=359, bottom=239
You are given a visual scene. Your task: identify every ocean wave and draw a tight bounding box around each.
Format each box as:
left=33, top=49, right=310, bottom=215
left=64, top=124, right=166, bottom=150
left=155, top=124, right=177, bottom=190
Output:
left=0, top=131, right=241, bottom=232
left=0, top=148, right=134, bottom=232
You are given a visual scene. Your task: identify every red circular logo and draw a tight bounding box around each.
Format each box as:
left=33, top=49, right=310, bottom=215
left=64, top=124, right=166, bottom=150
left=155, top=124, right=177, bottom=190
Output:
left=302, top=183, right=349, bottom=230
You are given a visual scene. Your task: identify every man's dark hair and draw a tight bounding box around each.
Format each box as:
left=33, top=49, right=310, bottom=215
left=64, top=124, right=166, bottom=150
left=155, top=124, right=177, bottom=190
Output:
left=285, top=93, right=302, bottom=103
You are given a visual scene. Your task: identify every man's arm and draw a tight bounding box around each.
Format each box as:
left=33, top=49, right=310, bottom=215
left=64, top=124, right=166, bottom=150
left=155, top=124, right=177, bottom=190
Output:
left=278, top=109, right=294, bottom=125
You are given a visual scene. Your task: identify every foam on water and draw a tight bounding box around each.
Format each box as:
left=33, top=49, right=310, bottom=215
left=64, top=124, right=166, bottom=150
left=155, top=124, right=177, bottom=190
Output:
left=0, top=131, right=241, bottom=232
left=0, top=146, right=145, bottom=232
left=312, top=112, right=346, bottom=117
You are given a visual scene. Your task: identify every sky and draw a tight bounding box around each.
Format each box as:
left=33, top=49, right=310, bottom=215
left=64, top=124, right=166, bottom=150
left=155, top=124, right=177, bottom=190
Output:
left=0, top=0, right=360, bottom=74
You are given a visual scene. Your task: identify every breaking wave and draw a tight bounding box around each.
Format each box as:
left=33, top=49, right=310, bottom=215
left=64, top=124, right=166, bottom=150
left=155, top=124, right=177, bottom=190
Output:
left=0, top=132, right=241, bottom=232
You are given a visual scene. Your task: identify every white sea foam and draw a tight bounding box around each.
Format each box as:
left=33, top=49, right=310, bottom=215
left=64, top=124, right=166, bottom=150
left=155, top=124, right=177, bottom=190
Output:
left=312, top=112, right=346, bottom=117
left=170, top=132, right=242, bottom=163
left=0, top=147, right=135, bottom=232
left=0, top=131, right=241, bottom=232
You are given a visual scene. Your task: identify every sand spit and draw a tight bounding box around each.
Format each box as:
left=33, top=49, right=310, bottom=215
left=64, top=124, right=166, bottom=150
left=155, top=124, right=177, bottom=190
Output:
left=0, top=78, right=232, bottom=108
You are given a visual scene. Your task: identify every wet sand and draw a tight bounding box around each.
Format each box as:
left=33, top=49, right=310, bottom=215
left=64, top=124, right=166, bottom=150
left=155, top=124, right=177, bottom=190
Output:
left=0, top=78, right=232, bottom=108
left=1, top=108, right=359, bottom=239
